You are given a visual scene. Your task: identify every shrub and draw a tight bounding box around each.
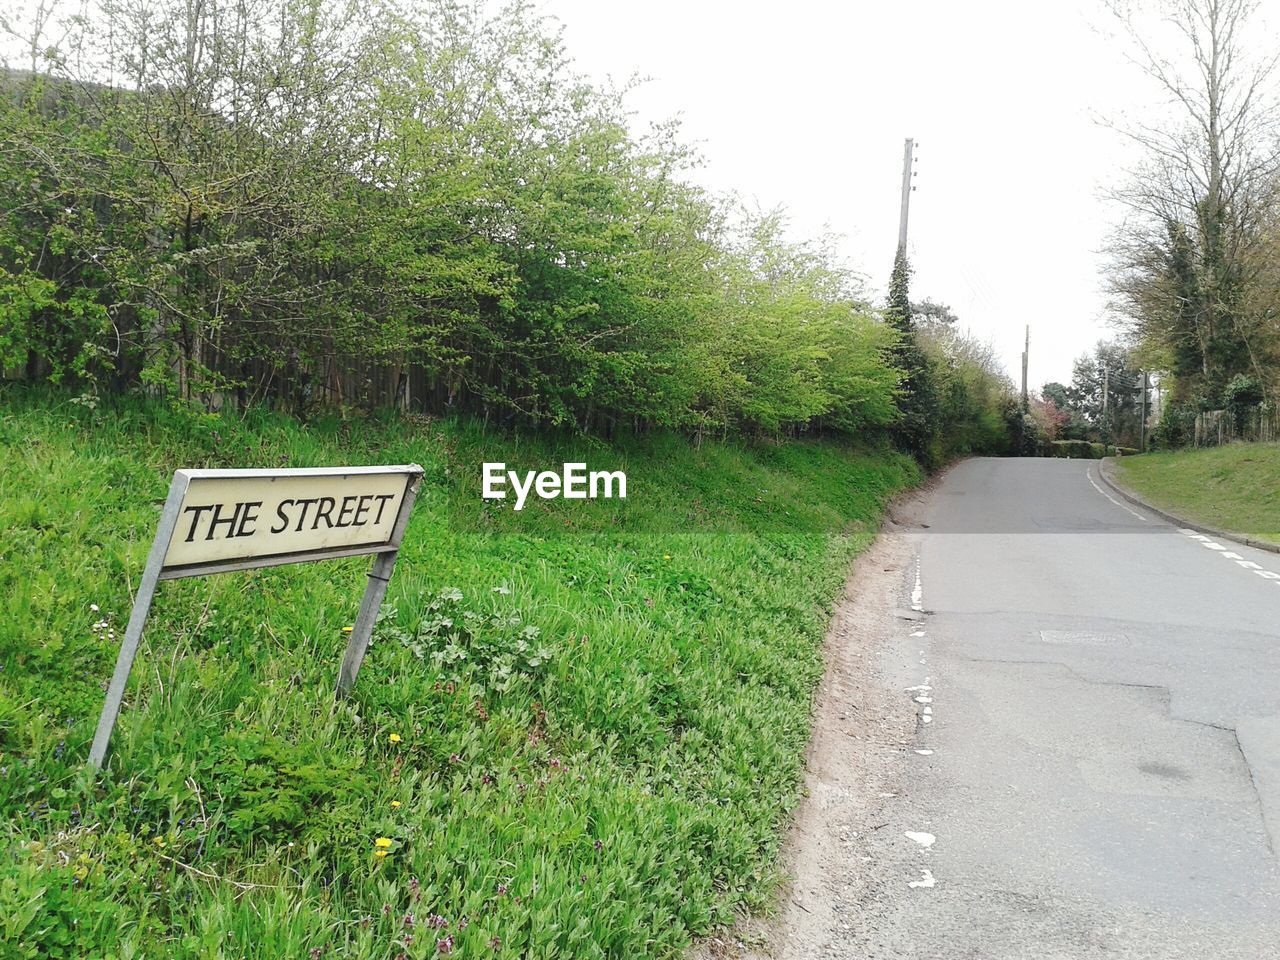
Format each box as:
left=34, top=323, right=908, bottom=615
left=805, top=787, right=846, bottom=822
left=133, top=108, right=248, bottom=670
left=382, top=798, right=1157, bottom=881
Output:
left=1048, top=439, right=1102, bottom=459
left=1152, top=402, right=1197, bottom=448
left=1223, top=374, right=1265, bottom=433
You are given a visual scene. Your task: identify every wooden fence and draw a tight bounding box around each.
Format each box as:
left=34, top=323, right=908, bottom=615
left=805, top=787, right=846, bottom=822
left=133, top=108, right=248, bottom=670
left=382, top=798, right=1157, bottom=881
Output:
left=1194, top=407, right=1280, bottom=447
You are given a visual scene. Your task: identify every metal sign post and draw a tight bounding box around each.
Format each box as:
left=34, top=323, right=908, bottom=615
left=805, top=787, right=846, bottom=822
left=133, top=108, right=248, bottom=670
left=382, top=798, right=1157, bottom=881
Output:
left=88, top=465, right=423, bottom=771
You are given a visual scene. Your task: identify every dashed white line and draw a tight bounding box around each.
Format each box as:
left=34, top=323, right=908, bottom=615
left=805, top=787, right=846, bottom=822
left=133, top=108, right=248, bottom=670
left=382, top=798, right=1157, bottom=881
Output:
left=1176, top=529, right=1280, bottom=584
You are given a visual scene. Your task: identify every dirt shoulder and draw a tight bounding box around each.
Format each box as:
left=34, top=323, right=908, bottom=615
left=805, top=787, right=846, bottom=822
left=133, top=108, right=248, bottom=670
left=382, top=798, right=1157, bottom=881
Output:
left=694, top=486, right=932, bottom=959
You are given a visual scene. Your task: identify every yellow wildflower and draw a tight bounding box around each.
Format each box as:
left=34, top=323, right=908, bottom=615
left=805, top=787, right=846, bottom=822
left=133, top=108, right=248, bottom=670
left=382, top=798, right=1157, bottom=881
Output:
left=663, top=554, right=671, bottom=560
left=375, top=849, right=390, bottom=858
left=390, top=800, right=402, bottom=809
left=375, top=837, right=392, bottom=848
left=388, top=733, right=402, bottom=744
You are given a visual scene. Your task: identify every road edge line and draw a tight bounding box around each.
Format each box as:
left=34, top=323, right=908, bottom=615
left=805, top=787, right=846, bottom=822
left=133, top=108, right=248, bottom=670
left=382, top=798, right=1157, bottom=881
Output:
left=1098, top=457, right=1280, bottom=556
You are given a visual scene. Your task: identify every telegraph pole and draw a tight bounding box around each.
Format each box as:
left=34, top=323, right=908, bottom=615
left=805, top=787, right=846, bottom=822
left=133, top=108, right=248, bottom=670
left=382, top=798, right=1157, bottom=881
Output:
left=897, top=138, right=915, bottom=259
left=1101, top=363, right=1110, bottom=453
left=1021, top=325, right=1029, bottom=410
left=1018, top=325, right=1029, bottom=456
left=1140, top=371, right=1149, bottom=452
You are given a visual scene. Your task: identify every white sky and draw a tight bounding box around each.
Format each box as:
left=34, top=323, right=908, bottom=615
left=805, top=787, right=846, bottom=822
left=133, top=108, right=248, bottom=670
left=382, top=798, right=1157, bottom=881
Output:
left=533, top=0, right=1277, bottom=388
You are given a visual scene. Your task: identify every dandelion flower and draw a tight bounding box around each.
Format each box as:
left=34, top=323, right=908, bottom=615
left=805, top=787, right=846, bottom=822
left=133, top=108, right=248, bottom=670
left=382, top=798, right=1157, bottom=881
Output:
left=375, top=837, right=393, bottom=848
left=375, top=850, right=390, bottom=859
left=663, top=554, right=671, bottom=560
left=342, top=626, right=354, bottom=634
left=389, top=733, right=402, bottom=744
left=390, top=800, right=402, bottom=809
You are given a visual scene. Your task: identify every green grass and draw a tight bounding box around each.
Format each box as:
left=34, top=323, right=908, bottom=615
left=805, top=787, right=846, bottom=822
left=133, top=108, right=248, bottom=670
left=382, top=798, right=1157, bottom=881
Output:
left=0, top=388, right=919, bottom=960
left=1116, top=443, right=1280, bottom=545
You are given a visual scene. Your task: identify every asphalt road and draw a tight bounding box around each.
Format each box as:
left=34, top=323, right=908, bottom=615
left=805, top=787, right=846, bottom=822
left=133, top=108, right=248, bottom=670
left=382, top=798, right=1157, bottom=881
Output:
left=860, top=457, right=1280, bottom=959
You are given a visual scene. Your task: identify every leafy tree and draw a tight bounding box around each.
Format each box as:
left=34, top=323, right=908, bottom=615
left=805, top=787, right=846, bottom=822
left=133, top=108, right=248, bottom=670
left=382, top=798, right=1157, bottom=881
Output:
left=1062, top=341, right=1145, bottom=447
left=885, top=252, right=941, bottom=464
left=1105, top=0, right=1280, bottom=408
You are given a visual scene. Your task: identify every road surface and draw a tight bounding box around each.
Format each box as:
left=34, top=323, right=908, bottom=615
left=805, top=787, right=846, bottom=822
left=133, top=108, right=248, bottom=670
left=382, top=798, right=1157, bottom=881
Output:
left=746, top=456, right=1280, bottom=960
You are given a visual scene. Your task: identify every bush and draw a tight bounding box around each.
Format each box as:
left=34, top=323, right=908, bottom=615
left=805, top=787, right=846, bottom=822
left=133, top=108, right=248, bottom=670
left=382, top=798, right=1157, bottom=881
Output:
left=1153, top=402, right=1197, bottom=448
left=1223, top=374, right=1265, bottom=433
left=1048, top=439, right=1103, bottom=459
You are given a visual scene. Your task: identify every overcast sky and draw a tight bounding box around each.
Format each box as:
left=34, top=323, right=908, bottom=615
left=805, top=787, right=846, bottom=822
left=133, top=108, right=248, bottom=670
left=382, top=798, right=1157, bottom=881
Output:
left=532, top=0, right=1276, bottom=388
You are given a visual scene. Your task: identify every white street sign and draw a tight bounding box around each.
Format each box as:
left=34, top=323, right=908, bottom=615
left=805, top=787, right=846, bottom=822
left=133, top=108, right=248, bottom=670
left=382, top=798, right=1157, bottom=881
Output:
left=89, top=465, right=423, bottom=770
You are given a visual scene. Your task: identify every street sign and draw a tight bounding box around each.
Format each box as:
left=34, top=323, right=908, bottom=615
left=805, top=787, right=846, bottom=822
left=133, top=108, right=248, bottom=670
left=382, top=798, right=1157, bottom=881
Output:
left=88, top=465, right=423, bottom=770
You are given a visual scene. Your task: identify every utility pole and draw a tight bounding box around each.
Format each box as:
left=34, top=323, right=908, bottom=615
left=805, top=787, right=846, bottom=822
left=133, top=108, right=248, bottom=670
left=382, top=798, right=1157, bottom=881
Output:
left=897, top=138, right=915, bottom=259
left=1101, top=363, right=1110, bottom=453
left=1018, top=325, right=1029, bottom=456
left=1021, top=325, right=1029, bottom=410
left=1140, top=370, right=1149, bottom=452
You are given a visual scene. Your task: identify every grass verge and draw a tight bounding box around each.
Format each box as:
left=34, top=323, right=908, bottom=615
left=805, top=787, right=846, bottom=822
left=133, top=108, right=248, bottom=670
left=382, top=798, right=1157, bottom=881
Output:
left=1116, top=443, right=1280, bottom=545
left=0, top=388, right=918, bottom=959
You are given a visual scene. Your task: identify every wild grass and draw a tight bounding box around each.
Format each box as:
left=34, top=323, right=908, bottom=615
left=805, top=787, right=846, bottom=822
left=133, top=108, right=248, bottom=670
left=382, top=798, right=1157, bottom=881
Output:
left=1116, top=443, right=1280, bottom=545
left=0, top=387, right=918, bottom=959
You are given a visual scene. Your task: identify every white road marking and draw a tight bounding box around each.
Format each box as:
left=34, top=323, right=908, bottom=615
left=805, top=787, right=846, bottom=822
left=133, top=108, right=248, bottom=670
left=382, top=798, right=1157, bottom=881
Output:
left=1087, top=470, right=1148, bottom=521
left=909, top=869, right=936, bottom=889
left=1177, top=529, right=1280, bottom=583
left=911, top=558, right=924, bottom=611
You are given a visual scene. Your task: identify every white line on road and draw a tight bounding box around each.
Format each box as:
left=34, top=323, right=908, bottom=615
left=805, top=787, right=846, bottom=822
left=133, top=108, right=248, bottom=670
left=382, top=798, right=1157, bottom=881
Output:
left=1087, top=470, right=1149, bottom=521
left=908, top=869, right=936, bottom=889
left=1176, top=529, right=1280, bottom=585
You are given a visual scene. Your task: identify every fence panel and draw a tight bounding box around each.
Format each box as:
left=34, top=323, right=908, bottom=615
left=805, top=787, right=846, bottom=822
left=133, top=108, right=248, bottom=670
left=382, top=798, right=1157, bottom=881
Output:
left=1194, top=406, right=1280, bottom=446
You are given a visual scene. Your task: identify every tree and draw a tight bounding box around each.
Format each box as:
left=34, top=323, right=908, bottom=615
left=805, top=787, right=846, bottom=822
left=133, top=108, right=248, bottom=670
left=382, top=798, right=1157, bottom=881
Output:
left=911, top=297, right=959, bottom=332
left=1064, top=341, right=1146, bottom=446
left=885, top=252, right=940, bottom=464
left=0, top=0, right=912, bottom=440
left=1041, top=381, right=1091, bottom=439
left=1105, top=0, right=1280, bottom=404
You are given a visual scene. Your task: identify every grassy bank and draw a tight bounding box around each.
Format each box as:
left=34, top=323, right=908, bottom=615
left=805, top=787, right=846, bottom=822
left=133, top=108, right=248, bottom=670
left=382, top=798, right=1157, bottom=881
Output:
left=0, top=389, right=918, bottom=959
left=1116, top=443, right=1280, bottom=545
